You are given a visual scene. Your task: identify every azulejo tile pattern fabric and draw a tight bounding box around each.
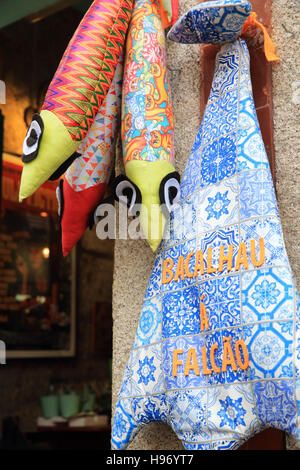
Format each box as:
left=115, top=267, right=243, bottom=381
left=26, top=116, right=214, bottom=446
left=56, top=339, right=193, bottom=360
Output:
left=112, top=5, right=300, bottom=451
left=167, top=0, right=252, bottom=45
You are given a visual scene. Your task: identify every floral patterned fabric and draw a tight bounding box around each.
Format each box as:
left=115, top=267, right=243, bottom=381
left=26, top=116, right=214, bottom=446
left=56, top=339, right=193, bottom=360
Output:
left=112, top=11, right=300, bottom=449
left=118, top=0, right=178, bottom=253
left=121, top=0, right=174, bottom=164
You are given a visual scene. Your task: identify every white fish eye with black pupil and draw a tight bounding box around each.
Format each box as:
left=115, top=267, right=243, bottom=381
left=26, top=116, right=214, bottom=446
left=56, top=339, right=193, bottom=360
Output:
left=22, top=114, right=44, bottom=163
left=56, top=179, right=64, bottom=223
left=114, top=176, right=142, bottom=215
left=160, top=172, right=181, bottom=215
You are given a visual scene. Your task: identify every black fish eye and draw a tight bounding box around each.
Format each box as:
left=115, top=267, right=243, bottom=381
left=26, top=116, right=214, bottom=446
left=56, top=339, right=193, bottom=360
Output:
left=22, top=113, right=44, bottom=163
left=26, top=128, right=38, bottom=147
left=159, top=171, right=181, bottom=217
left=168, top=185, right=178, bottom=203
left=113, top=175, right=142, bottom=215
left=56, top=179, right=64, bottom=224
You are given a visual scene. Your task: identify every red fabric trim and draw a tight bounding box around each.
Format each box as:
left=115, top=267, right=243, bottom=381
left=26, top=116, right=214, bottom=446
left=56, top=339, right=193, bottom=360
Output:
left=171, top=0, right=179, bottom=26
left=61, top=178, right=107, bottom=256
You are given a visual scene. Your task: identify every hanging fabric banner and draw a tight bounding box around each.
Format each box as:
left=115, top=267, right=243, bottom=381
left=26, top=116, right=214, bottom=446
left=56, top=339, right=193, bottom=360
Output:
left=111, top=0, right=300, bottom=451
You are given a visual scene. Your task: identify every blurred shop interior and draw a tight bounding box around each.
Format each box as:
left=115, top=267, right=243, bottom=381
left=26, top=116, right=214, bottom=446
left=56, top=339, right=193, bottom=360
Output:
left=0, top=0, right=114, bottom=450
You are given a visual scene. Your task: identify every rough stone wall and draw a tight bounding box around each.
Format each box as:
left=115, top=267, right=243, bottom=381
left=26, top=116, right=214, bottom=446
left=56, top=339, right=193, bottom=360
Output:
left=272, top=0, right=300, bottom=450
left=112, top=0, right=300, bottom=450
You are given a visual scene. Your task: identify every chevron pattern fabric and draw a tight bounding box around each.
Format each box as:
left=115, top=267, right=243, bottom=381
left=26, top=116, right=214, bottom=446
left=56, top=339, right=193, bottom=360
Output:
left=42, top=0, right=132, bottom=142
left=65, top=55, right=123, bottom=191
left=59, top=54, right=123, bottom=257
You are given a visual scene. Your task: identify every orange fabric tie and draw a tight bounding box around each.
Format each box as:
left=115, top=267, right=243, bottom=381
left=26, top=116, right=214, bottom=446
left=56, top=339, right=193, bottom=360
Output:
left=242, top=12, right=280, bottom=62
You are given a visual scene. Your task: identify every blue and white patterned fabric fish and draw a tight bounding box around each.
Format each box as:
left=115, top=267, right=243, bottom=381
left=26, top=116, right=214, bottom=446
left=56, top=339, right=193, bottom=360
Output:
left=168, top=0, right=252, bottom=44
left=111, top=0, right=300, bottom=450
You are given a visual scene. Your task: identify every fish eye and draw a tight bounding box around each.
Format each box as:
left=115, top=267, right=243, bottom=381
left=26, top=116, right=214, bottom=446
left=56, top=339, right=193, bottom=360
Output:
left=56, top=179, right=64, bottom=224
left=22, top=114, right=44, bottom=163
left=113, top=174, right=142, bottom=215
left=159, top=172, right=181, bottom=217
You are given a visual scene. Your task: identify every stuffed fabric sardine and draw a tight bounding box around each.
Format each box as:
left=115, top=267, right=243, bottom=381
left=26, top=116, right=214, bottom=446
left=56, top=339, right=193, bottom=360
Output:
left=57, top=55, right=123, bottom=257
left=168, top=0, right=252, bottom=43
left=111, top=0, right=300, bottom=451
left=113, top=0, right=180, bottom=252
left=19, top=0, right=133, bottom=202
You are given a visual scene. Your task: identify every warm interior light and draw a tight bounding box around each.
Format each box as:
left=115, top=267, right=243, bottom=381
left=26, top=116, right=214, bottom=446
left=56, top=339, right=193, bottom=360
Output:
left=42, top=247, right=50, bottom=259
left=40, top=212, right=48, bottom=218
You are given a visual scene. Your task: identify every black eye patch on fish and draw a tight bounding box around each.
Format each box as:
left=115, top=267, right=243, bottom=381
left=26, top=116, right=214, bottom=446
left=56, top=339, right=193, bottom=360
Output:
left=159, top=171, right=181, bottom=217
left=113, top=174, right=142, bottom=215
left=49, top=152, right=82, bottom=181
left=22, top=114, right=44, bottom=163
left=56, top=178, right=64, bottom=225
